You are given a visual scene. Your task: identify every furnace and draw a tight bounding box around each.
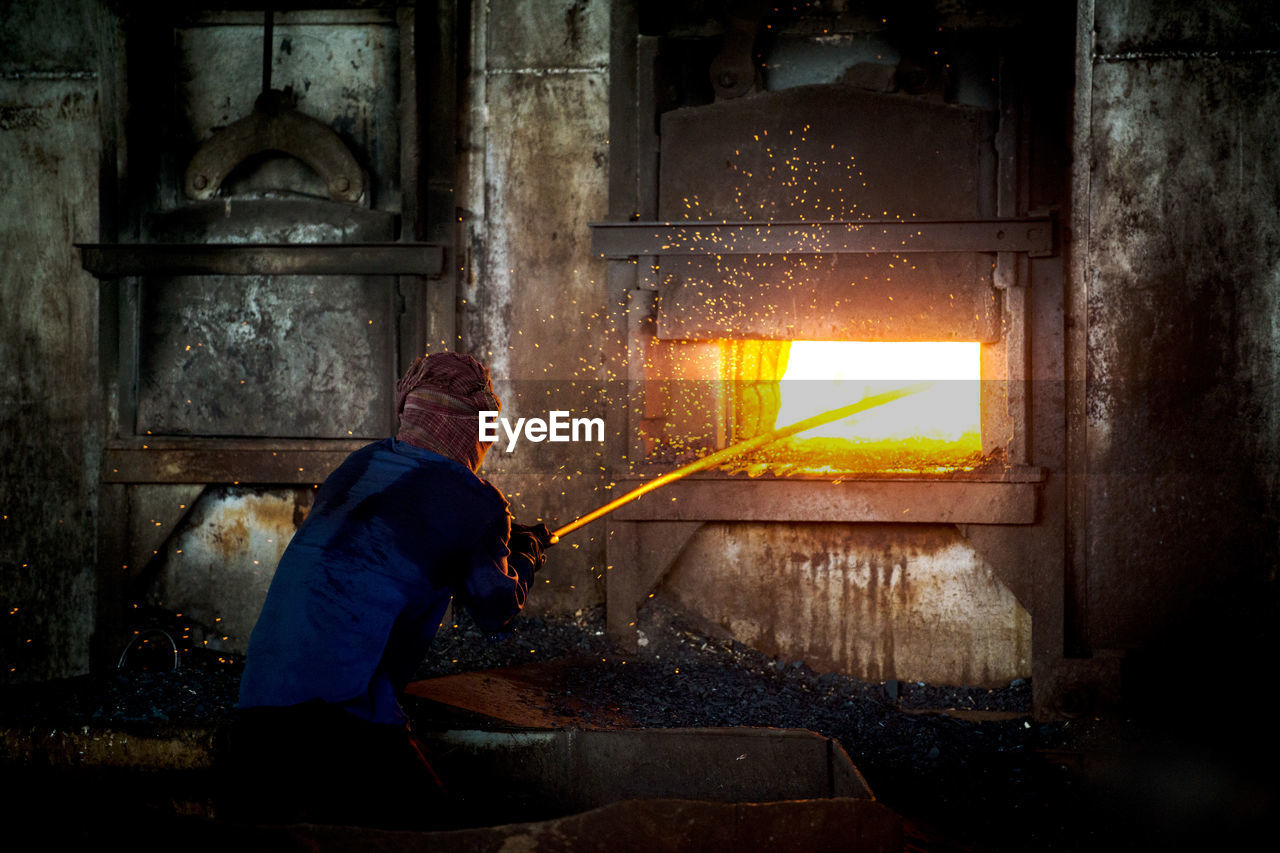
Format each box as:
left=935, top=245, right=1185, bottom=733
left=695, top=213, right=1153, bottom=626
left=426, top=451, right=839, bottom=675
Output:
left=595, top=5, right=1069, bottom=697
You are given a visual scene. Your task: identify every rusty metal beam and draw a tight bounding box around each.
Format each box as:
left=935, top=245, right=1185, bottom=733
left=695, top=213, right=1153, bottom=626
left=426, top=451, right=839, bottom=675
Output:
left=611, top=477, right=1040, bottom=525
left=590, top=217, right=1056, bottom=258
left=103, top=441, right=367, bottom=484
left=77, top=243, right=445, bottom=277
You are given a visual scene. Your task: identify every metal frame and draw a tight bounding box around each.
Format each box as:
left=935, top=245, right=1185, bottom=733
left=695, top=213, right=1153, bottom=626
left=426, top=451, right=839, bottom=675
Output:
left=591, top=216, right=1056, bottom=258
left=85, top=5, right=455, bottom=487
left=89, top=3, right=459, bottom=669
left=611, top=476, right=1042, bottom=525
left=601, top=5, right=1066, bottom=678
left=79, top=243, right=444, bottom=277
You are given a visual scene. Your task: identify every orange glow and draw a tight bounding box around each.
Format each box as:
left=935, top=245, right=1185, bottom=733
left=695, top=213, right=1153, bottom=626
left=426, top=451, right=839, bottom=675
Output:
left=770, top=341, right=982, bottom=473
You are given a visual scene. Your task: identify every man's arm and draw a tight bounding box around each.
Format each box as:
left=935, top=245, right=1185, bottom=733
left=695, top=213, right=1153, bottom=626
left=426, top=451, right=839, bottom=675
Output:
left=456, top=515, right=544, bottom=632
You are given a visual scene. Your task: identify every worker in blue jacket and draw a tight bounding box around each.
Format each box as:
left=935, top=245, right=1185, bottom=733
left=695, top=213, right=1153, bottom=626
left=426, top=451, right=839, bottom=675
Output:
left=224, top=352, right=550, bottom=828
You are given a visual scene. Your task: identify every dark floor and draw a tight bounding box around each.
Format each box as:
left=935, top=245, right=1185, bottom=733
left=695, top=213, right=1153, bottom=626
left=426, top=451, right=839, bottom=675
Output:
left=1, top=602, right=1276, bottom=851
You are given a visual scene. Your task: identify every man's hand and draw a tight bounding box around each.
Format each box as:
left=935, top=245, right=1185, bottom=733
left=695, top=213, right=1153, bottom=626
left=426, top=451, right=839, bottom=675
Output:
left=509, top=521, right=552, bottom=573
left=511, top=521, right=552, bottom=549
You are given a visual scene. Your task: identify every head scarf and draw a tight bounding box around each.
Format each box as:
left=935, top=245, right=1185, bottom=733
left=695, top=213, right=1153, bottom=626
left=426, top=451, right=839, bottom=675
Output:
left=395, top=352, right=499, bottom=471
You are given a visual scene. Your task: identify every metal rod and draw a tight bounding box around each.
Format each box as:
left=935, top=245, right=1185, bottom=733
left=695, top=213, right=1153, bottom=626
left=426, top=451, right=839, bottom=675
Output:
left=262, top=7, right=275, bottom=95
left=548, top=383, right=931, bottom=544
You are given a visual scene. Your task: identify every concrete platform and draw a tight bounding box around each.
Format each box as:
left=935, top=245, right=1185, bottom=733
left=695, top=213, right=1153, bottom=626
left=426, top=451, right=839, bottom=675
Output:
left=0, top=722, right=902, bottom=850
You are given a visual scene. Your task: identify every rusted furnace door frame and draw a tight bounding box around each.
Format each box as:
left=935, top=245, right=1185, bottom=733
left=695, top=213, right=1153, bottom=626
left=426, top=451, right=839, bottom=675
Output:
left=601, top=3, right=1085, bottom=718
left=81, top=3, right=461, bottom=671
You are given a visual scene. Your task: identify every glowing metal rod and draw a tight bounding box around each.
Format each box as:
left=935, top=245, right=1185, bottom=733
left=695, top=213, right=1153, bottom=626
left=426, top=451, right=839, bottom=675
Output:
left=548, top=382, right=931, bottom=544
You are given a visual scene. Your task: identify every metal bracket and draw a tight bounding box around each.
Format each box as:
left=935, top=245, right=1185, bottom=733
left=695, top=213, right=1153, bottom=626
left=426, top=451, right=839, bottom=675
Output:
left=183, top=89, right=366, bottom=204
left=590, top=216, right=1057, bottom=258
left=77, top=242, right=444, bottom=277
left=710, top=3, right=764, bottom=100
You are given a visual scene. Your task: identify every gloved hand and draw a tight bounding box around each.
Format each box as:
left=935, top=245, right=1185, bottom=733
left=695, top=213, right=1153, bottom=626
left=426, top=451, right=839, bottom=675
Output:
left=509, top=521, right=552, bottom=573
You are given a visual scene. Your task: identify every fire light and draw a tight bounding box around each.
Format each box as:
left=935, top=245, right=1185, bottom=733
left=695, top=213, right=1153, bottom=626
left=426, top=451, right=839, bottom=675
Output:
left=764, top=340, right=983, bottom=474
left=776, top=341, right=980, bottom=441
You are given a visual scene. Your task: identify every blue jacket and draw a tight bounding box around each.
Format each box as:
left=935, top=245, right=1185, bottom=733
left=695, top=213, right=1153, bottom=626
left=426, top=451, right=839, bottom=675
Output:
left=238, top=438, right=532, bottom=724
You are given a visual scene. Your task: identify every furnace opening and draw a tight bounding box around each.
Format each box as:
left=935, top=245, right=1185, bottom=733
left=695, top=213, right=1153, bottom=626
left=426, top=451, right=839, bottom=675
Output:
left=639, top=338, right=989, bottom=477
left=731, top=340, right=983, bottom=476
left=766, top=340, right=982, bottom=474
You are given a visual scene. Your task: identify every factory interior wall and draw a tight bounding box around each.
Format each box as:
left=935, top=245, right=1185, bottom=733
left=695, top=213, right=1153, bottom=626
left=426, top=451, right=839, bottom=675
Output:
left=1, top=0, right=103, bottom=681
left=1074, top=0, right=1280, bottom=702
left=1, top=0, right=1277, bottom=698
left=454, top=0, right=614, bottom=616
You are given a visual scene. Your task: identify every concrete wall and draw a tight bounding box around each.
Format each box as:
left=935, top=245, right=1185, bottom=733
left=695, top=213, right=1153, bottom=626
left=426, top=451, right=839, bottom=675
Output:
left=662, top=524, right=1031, bottom=687
left=1076, top=0, right=1280, bottom=683
left=0, top=0, right=102, bottom=681
left=457, top=0, right=612, bottom=614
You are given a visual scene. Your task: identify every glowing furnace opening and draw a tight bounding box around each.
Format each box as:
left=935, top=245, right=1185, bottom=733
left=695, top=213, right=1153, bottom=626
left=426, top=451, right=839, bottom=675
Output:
left=777, top=341, right=980, bottom=440
left=757, top=340, right=982, bottom=475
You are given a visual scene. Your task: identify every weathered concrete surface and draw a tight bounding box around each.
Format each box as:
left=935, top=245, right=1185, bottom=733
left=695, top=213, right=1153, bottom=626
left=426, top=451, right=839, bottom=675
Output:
left=485, top=0, right=610, bottom=69
left=0, top=0, right=98, bottom=75
left=461, top=0, right=612, bottom=614
left=149, top=487, right=313, bottom=655
left=0, top=64, right=100, bottom=681
left=1081, top=1, right=1280, bottom=656
left=138, top=202, right=397, bottom=438
left=1093, top=0, right=1280, bottom=54
left=660, top=523, right=1031, bottom=687
left=0, top=724, right=216, bottom=771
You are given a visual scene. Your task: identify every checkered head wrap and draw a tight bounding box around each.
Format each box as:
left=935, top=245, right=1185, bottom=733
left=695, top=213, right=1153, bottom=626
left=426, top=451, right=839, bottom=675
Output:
left=395, top=352, right=500, bottom=471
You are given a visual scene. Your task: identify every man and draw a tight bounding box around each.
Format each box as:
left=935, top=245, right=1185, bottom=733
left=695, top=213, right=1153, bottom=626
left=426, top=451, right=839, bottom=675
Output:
left=225, top=352, right=550, bottom=827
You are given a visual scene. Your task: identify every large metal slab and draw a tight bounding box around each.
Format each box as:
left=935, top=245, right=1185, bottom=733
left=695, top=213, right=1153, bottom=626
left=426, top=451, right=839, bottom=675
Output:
left=406, top=661, right=633, bottom=730
left=135, top=200, right=397, bottom=439
left=611, top=478, right=1039, bottom=525
left=657, top=251, right=1001, bottom=342
left=655, top=83, right=1001, bottom=342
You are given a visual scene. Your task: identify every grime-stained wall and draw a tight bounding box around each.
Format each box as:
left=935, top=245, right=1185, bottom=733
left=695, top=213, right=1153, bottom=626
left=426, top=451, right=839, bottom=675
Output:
left=0, top=0, right=102, bottom=682
left=660, top=524, right=1031, bottom=687
left=457, top=0, right=613, bottom=613
left=151, top=487, right=313, bottom=654
left=1076, top=0, right=1280, bottom=684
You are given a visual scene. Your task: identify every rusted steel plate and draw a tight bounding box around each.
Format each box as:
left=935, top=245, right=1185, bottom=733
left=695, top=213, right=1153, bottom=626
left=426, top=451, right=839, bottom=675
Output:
left=646, top=83, right=1021, bottom=343
left=128, top=199, right=402, bottom=439
left=591, top=218, right=1055, bottom=257
left=658, top=84, right=992, bottom=222
left=406, top=661, right=633, bottom=730
left=77, top=243, right=444, bottom=277
left=103, top=447, right=359, bottom=484
left=610, top=478, right=1038, bottom=524
left=654, top=251, right=1001, bottom=342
